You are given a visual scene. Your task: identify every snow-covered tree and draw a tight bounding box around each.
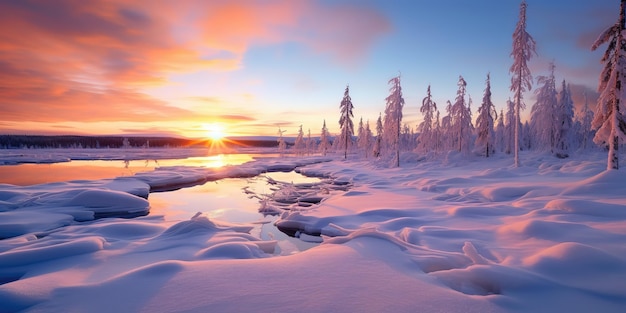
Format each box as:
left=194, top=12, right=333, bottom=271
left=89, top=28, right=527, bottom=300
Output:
left=554, top=80, right=575, bottom=157
left=418, top=85, right=437, bottom=153
left=510, top=0, right=537, bottom=166
left=362, top=120, right=374, bottom=158
left=356, top=117, right=365, bottom=154
left=521, top=121, right=532, bottom=150
left=383, top=76, right=405, bottom=167
left=122, top=138, right=131, bottom=149
left=400, top=124, right=415, bottom=151
left=475, top=73, right=497, bottom=157
left=576, top=92, right=595, bottom=150
left=294, top=125, right=305, bottom=155
left=505, top=99, right=516, bottom=154
left=441, top=101, right=453, bottom=151
left=331, top=132, right=340, bottom=151
left=591, top=0, right=626, bottom=170
left=373, top=113, right=383, bottom=158
left=338, top=85, right=355, bottom=159
left=306, top=129, right=315, bottom=155
left=277, top=127, right=287, bottom=156
left=530, top=62, right=558, bottom=152
left=319, top=120, right=330, bottom=156
left=433, top=110, right=442, bottom=153
left=495, top=109, right=505, bottom=152
left=450, top=76, right=473, bottom=154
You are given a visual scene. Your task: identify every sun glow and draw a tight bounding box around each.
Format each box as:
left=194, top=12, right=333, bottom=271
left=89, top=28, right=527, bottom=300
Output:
left=203, top=123, right=226, bottom=141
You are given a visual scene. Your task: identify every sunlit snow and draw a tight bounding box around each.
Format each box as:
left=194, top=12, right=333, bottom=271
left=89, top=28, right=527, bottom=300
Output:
left=0, top=148, right=625, bottom=312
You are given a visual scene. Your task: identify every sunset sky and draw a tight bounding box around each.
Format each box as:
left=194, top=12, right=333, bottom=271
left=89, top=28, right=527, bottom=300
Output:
left=0, top=0, right=615, bottom=138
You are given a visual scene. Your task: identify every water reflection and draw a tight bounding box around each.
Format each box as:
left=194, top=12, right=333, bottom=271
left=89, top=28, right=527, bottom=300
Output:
left=0, top=154, right=321, bottom=254
left=0, top=154, right=259, bottom=186
left=149, top=172, right=321, bottom=254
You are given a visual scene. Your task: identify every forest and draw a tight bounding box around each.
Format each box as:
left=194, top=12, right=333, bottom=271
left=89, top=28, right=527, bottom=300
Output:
left=0, top=135, right=278, bottom=149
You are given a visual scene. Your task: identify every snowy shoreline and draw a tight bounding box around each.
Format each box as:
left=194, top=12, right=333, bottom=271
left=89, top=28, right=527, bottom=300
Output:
left=1, top=149, right=626, bottom=312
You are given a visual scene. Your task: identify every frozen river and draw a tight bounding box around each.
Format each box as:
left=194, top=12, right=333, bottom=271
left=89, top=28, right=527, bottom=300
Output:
left=0, top=152, right=327, bottom=253
left=0, top=154, right=257, bottom=185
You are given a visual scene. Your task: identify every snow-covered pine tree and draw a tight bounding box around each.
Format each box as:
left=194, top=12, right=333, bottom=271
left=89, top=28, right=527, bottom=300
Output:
left=373, top=113, right=383, bottom=158
left=356, top=117, right=365, bottom=154
left=495, top=109, right=505, bottom=152
left=433, top=110, right=442, bottom=153
left=294, top=125, right=305, bottom=156
left=510, top=0, right=537, bottom=166
left=331, top=131, right=340, bottom=151
left=475, top=73, right=497, bottom=157
left=450, top=76, right=473, bottom=154
left=522, top=121, right=532, bottom=150
left=591, top=0, right=626, bottom=170
left=554, top=80, right=575, bottom=157
left=383, top=76, right=405, bottom=167
left=277, top=127, right=287, bottom=156
left=505, top=99, right=516, bottom=154
left=363, top=119, right=373, bottom=158
left=400, top=124, right=413, bottom=151
left=122, top=138, right=131, bottom=149
left=418, top=85, right=437, bottom=153
left=530, top=62, right=558, bottom=152
left=306, top=128, right=315, bottom=155
left=442, top=101, right=453, bottom=152
left=338, top=85, right=355, bottom=159
left=576, top=92, right=594, bottom=150
left=319, top=120, right=330, bottom=156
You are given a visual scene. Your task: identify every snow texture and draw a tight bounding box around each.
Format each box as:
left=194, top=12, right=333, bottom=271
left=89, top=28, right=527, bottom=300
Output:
left=0, top=148, right=625, bottom=312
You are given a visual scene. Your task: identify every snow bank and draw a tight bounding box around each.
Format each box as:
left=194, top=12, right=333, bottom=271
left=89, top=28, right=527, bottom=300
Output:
left=0, top=180, right=151, bottom=238
left=0, top=148, right=213, bottom=165
left=0, top=211, right=73, bottom=239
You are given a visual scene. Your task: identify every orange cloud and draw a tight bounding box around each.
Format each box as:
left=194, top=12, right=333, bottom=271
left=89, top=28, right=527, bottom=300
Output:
left=195, top=0, right=391, bottom=64
left=0, top=0, right=390, bottom=128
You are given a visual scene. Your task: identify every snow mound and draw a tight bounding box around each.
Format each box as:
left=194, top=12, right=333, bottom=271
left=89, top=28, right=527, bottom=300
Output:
left=562, top=169, right=626, bottom=195
left=196, top=242, right=268, bottom=259
left=476, top=186, right=539, bottom=202
left=83, top=221, right=165, bottom=239
left=448, top=205, right=525, bottom=217
left=0, top=236, right=105, bottom=267
left=0, top=211, right=74, bottom=239
left=324, top=227, right=474, bottom=274
left=159, top=213, right=253, bottom=238
left=544, top=199, right=626, bottom=219
left=498, top=219, right=618, bottom=243
left=0, top=180, right=151, bottom=238
left=64, top=189, right=149, bottom=218
left=523, top=242, right=626, bottom=295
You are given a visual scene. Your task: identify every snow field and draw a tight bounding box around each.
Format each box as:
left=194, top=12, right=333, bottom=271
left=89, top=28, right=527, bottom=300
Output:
left=0, top=149, right=625, bottom=312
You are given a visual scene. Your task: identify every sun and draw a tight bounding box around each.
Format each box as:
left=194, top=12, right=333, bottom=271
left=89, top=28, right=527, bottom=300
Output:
left=203, top=123, right=226, bottom=141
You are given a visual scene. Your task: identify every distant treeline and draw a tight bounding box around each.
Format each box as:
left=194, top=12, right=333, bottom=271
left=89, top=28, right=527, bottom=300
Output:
left=0, top=135, right=279, bottom=149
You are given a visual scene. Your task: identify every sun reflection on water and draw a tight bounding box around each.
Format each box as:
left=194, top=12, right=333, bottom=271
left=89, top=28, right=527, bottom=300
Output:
left=0, top=154, right=261, bottom=185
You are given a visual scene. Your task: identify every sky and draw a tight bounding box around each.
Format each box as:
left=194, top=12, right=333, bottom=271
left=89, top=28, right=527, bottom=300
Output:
left=0, top=0, right=616, bottom=139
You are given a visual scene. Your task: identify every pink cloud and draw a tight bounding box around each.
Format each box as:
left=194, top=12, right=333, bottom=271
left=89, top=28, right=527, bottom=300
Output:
left=194, top=0, right=391, bottom=63
left=576, top=6, right=617, bottom=50
left=0, top=0, right=390, bottom=128
left=294, top=3, right=392, bottom=63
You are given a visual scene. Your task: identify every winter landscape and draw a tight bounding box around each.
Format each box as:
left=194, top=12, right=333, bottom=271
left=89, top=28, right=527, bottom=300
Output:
left=1, top=0, right=626, bottom=312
